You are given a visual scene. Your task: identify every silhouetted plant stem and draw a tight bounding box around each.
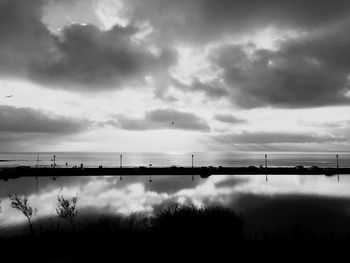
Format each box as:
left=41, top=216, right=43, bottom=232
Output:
left=8, top=194, right=37, bottom=235
left=56, top=193, right=78, bottom=232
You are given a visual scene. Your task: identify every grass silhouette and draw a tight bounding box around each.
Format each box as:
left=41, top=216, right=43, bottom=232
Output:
left=1, top=203, right=350, bottom=262
left=56, top=193, right=78, bottom=232
left=8, top=194, right=36, bottom=235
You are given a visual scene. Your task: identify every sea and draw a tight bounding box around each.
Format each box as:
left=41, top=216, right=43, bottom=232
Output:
left=1, top=151, right=350, bottom=236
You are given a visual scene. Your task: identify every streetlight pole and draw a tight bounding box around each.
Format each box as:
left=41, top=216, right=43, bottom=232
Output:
left=191, top=154, right=194, bottom=181
left=120, top=154, right=123, bottom=181
left=36, top=153, right=39, bottom=168
left=337, top=154, right=339, bottom=182
left=51, top=155, right=56, bottom=168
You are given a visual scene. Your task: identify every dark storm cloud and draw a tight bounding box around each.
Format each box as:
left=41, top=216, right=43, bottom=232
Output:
left=106, top=0, right=350, bottom=109
left=209, top=23, right=350, bottom=108
left=123, top=0, right=350, bottom=109
left=0, top=105, right=92, bottom=133
left=0, top=0, right=177, bottom=91
left=172, top=78, right=229, bottom=99
left=0, top=132, right=69, bottom=152
left=0, top=0, right=52, bottom=77
left=31, top=24, right=177, bottom=89
left=108, top=108, right=210, bottom=131
left=212, top=132, right=346, bottom=145
left=1, top=0, right=350, bottom=109
left=127, top=0, right=350, bottom=44
left=214, top=114, right=247, bottom=124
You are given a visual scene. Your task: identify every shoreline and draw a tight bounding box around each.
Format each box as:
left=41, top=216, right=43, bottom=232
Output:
left=0, top=166, right=348, bottom=180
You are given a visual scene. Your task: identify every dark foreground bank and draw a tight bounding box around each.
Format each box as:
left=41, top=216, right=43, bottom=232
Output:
left=0, top=204, right=349, bottom=262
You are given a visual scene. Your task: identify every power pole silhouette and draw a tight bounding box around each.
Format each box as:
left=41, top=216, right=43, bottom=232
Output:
left=336, top=154, right=339, bottom=182
left=191, top=154, right=194, bottom=181
left=120, top=154, right=123, bottom=181
left=51, top=155, right=56, bottom=168
left=35, top=153, right=40, bottom=190
left=36, top=153, right=40, bottom=168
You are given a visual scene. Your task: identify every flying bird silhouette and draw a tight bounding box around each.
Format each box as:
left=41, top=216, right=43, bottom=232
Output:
left=4, top=95, right=13, bottom=99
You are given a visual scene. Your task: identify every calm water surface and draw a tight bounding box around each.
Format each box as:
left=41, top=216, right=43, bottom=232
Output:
left=1, top=151, right=350, bottom=236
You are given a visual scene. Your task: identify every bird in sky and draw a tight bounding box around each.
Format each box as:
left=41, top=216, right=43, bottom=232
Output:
left=4, top=95, right=13, bottom=99
left=171, top=122, right=175, bottom=125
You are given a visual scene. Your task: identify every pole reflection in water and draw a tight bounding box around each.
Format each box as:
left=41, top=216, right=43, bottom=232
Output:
left=265, top=154, right=268, bottom=182
left=0, top=173, right=350, bottom=238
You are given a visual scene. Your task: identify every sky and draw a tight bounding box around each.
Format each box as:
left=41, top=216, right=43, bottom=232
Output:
left=0, top=0, right=350, bottom=152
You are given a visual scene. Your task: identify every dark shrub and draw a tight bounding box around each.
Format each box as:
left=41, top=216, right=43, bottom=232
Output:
left=151, top=203, right=244, bottom=242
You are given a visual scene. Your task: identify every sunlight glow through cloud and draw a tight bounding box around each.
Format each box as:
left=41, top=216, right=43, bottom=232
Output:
left=0, top=0, right=350, bottom=152
left=93, top=0, right=130, bottom=29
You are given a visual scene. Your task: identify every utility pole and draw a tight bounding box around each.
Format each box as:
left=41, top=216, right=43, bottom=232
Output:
left=36, top=153, right=40, bottom=168
left=337, top=154, right=339, bottom=182
left=120, top=154, right=123, bottom=181
left=35, top=153, right=39, bottom=190
left=191, top=154, right=194, bottom=181
left=52, top=155, right=56, bottom=168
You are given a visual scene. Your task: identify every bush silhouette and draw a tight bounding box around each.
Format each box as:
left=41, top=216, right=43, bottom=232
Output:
left=151, top=203, right=244, bottom=241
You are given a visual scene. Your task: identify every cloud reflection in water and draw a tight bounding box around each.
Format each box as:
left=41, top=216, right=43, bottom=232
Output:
left=1, top=174, right=350, bottom=235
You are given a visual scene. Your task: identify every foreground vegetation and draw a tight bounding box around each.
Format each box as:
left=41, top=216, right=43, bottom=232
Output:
left=1, top=196, right=350, bottom=262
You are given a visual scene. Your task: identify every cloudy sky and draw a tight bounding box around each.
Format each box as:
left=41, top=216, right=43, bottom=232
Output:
left=1, top=0, right=350, bottom=152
